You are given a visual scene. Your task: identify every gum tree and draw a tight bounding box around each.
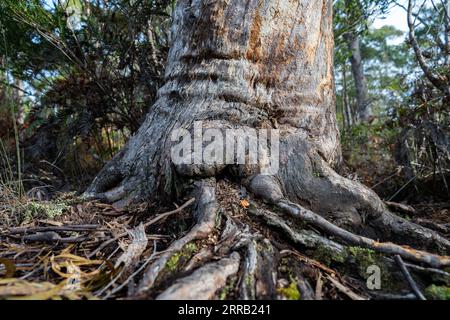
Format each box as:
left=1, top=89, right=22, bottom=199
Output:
left=85, top=0, right=450, bottom=299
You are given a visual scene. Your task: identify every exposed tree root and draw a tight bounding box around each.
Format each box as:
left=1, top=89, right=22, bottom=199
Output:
left=296, top=276, right=315, bottom=300
left=209, top=215, right=279, bottom=300
left=156, top=252, right=240, bottom=300
left=276, top=199, right=450, bottom=268
left=83, top=133, right=450, bottom=300
left=136, top=179, right=218, bottom=295
left=237, top=238, right=278, bottom=300
left=83, top=164, right=450, bottom=299
left=248, top=206, right=345, bottom=258
left=248, top=141, right=450, bottom=254
left=183, top=247, right=214, bottom=272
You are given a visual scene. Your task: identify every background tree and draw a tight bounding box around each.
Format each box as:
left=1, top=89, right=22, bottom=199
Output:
left=334, top=0, right=393, bottom=123
left=392, top=0, right=450, bottom=200
left=0, top=0, right=173, bottom=187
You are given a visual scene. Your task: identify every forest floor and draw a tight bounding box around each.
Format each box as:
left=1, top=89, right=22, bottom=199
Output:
left=1, top=176, right=450, bottom=300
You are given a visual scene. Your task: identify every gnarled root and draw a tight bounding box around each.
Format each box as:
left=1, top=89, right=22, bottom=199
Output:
left=136, top=178, right=218, bottom=295
left=248, top=137, right=450, bottom=256
left=85, top=122, right=450, bottom=299
left=237, top=237, right=278, bottom=300
left=156, top=252, right=241, bottom=300
left=276, top=199, right=450, bottom=268
left=249, top=206, right=346, bottom=258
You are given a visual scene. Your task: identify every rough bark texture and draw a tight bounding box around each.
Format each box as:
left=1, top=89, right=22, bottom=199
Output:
left=156, top=252, right=241, bottom=300
left=85, top=0, right=340, bottom=202
left=85, top=0, right=450, bottom=299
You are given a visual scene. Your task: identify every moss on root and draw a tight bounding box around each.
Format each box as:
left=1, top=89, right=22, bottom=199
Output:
left=312, top=245, right=401, bottom=292
left=152, top=242, right=201, bottom=293
left=165, top=242, right=199, bottom=273
left=425, top=285, right=450, bottom=300
left=278, top=278, right=301, bottom=300
left=347, top=246, right=379, bottom=271
left=312, top=244, right=348, bottom=266
left=219, top=276, right=237, bottom=300
left=347, top=246, right=403, bottom=292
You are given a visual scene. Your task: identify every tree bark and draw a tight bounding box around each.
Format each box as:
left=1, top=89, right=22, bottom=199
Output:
left=13, top=79, right=25, bottom=128
left=0, top=71, right=5, bottom=103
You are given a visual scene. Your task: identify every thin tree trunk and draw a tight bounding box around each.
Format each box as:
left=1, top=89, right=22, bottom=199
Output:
left=342, top=64, right=352, bottom=128
left=0, top=71, right=5, bottom=104
left=445, top=0, right=450, bottom=66
left=13, top=79, right=25, bottom=128
left=346, top=33, right=370, bottom=122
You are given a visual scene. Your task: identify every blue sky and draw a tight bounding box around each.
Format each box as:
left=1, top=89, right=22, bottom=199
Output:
left=373, top=2, right=409, bottom=32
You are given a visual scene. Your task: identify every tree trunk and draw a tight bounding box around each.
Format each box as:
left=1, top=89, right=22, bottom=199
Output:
left=86, top=0, right=450, bottom=299
left=342, top=64, right=353, bottom=127
left=346, top=33, right=370, bottom=122
left=87, top=0, right=341, bottom=202
left=0, top=71, right=5, bottom=103
left=13, top=79, right=25, bottom=128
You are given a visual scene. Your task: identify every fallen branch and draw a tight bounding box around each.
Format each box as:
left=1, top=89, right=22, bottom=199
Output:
left=384, top=201, right=416, bottom=214
left=370, top=292, right=417, bottom=300
left=403, top=262, right=450, bottom=278
left=315, top=272, right=323, bottom=300
left=12, top=232, right=89, bottom=243
left=8, top=224, right=103, bottom=235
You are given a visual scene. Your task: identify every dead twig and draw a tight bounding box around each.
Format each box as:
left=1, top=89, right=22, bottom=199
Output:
left=384, top=201, right=416, bottom=214
left=326, top=275, right=367, bottom=300
left=394, top=255, right=426, bottom=300
left=280, top=249, right=336, bottom=275
left=7, top=232, right=89, bottom=244
left=104, top=240, right=158, bottom=298
left=8, top=224, right=103, bottom=235
left=143, top=198, right=195, bottom=228
left=403, top=262, right=450, bottom=278
left=370, top=292, right=417, bottom=300
left=88, top=198, right=195, bottom=259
